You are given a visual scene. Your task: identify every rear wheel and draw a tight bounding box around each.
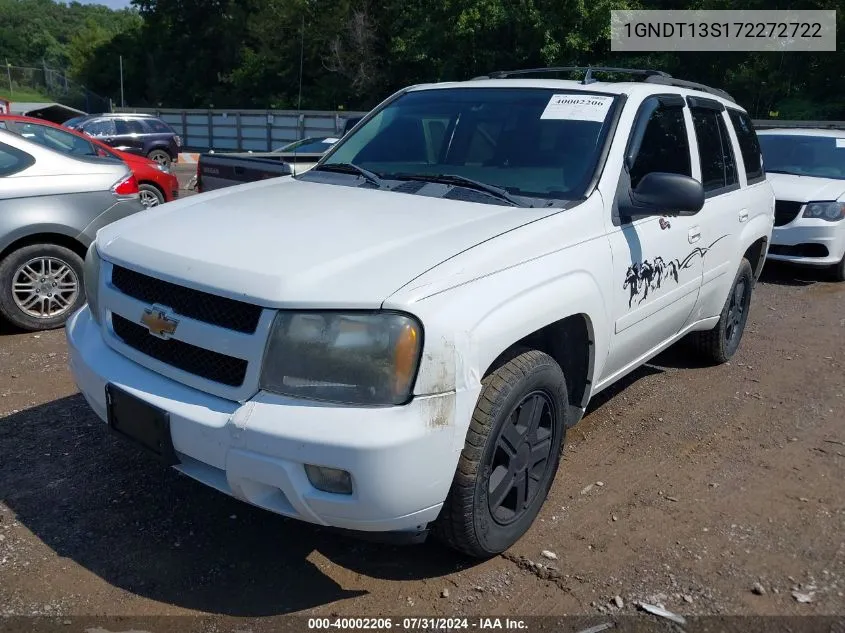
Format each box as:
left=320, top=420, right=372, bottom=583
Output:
left=147, top=149, right=171, bottom=167
left=139, top=183, right=165, bottom=208
left=434, top=350, right=568, bottom=558
left=688, top=258, right=754, bottom=364
left=0, top=244, right=85, bottom=331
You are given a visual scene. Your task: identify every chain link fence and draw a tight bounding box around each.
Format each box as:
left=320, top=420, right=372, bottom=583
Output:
left=2, top=63, right=110, bottom=113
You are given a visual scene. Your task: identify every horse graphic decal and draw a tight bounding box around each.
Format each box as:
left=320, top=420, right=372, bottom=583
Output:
left=623, top=235, right=728, bottom=308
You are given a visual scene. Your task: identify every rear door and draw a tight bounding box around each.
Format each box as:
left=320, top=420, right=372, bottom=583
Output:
left=113, top=118, right=146, bottom=155
left=685, top=98, right=748, bottom=321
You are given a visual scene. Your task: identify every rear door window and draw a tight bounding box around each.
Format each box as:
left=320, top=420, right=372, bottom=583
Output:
left=691, top=107, right=739, bottom=195
left=13, top=121, right=98, bottom=157
left=115, top=119, right=146, bottom=135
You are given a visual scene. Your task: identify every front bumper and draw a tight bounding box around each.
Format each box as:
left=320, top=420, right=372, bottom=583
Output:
left=66, top=306, right=457, bottom=534
left=767, top=220, right=845, bottom=267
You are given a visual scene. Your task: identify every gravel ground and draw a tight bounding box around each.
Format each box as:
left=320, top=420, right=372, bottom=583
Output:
left=1, top=192, right=843, bottom=624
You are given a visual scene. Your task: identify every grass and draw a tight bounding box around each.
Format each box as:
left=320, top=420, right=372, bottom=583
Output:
left=1, top=85, right=52, bottom=103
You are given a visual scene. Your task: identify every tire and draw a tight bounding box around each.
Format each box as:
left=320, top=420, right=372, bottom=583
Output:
left=688, top=258, right=754, bottom=365
left=147, top=149, right=171, bottom=167
left=433, top=349, right=569, bottom=558
left=0, top=243, right=85, bottom=331
left=139, top=183, right=165, bottom=208
left=832, top=255, right=845, bottom=282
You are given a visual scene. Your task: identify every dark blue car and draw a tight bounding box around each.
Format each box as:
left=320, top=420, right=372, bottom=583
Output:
left=64, top=113, right=181, bottom=167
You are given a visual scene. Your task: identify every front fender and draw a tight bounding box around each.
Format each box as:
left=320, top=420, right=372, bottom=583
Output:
left=403, top=266, right=610, bottom=455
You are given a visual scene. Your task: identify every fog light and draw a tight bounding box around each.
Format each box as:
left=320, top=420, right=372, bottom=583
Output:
left=304, top=464, right=353, bottom=495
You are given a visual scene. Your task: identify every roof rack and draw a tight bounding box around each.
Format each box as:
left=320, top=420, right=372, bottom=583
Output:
left=475, top=66, right=735, bottom=103
left=642, top=75, right=735, bottom=103
left=478, top=67, right=669, bottom=83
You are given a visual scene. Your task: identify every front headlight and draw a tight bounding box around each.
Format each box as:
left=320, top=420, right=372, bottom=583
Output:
left=802, top=201, right=845, bottom=221
left=260, top=311, right=423, bottom=405
left=155, top=162, right=171, bottom=174
left=82, top=242, right=102, bottom=324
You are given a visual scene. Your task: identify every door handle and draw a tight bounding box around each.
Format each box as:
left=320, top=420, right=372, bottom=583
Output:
left=739, top=209, right=750, bottom=223
left=688, top=227, right=702, bottom=244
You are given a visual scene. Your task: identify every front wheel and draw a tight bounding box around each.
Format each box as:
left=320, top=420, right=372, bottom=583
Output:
left=688, top=258, right=754, bottom=364
left=0, top=244, right=85, bottom=331
left=434, top=349, right=568, bottom=558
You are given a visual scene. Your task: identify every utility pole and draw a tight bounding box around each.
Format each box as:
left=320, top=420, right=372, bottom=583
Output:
left=5, top=59, right=12, bottom=97
left=297, top=13, right=304, bottom=124
left=119, top=55, right=125, bottom=108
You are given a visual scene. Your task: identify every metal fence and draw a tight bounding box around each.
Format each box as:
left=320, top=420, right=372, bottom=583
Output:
left=3, top=63, right=110, bottom=113
left=114, top=107, right=369, bottom=152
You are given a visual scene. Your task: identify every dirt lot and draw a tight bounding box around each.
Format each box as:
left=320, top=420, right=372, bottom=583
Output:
left=1, top=202, right=844, bottom=622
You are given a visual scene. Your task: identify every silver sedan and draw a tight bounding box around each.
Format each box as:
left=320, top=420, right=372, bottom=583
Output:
left=0, top=129, right=144, bottom=331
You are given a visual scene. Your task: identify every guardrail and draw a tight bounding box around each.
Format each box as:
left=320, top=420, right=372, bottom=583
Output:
left=114, top=107, right=368, bottom=152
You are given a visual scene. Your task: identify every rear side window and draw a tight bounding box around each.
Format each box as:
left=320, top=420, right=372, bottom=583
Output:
left=629, top=105, right=692, bottom=189
left=143, top=118, right=174, bottom=134
left=0, top=141, right=35, bottom=176
left=691, top=108, right=738, bottom=194
left=728, top=110, right=764, bottom=183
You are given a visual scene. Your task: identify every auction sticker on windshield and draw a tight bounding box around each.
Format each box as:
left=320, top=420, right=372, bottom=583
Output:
left=540, top=94, right=614, bottom=122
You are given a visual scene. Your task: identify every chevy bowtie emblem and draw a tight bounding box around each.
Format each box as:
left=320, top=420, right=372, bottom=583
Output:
left=140, top=305, right=179, bottom=339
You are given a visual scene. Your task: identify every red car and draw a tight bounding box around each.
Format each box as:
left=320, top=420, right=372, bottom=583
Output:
left=0, top=114, right=179, bottom=208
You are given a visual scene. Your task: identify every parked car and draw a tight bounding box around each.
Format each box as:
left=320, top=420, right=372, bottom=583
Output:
left=64, top=113, right=181, bottom=167
left=0, top=114, right=179, bottom=208
left=0, top=130, right=143, bottom=331
left=757, top=127, right=845, bottom=280
left=194, top=136, right=339, bottom=192
left=66, top=68, right=774, bottom=557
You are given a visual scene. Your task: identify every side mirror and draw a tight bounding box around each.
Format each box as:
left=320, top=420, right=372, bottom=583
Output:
left=623, top=172, right=704, bottom=217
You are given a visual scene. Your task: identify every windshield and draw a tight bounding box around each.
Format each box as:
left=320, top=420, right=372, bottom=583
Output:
left=759, top=134, right=845, bottom=180
left=320, top=88, right=618, bottom=201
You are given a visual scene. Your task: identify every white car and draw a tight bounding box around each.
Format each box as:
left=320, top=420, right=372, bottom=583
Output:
left=66, top=68, right=774, bottom=557
left=757, top=128, right=845, bottom=280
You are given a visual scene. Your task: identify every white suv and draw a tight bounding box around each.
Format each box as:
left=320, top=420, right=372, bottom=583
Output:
left=66, top=68, right=774, bottom=557
left=757, top=128, right=845, bottom=280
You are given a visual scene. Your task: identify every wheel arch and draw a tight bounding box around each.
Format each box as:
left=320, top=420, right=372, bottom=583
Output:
left=0, top=230, right=88, bottom=264
left=482, top=314, right=595, bottom=427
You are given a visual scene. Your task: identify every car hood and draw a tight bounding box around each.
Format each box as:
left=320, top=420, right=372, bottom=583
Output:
left=96, top=177, right=559, bottom=308
left=766, top=172, right=845, bottom=202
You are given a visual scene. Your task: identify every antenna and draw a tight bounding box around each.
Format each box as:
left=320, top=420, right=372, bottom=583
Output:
left=294, top=12, right=305, bottom=174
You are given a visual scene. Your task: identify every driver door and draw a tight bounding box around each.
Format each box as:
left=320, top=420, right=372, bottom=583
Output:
left=602, top=96, right=704, bottom=380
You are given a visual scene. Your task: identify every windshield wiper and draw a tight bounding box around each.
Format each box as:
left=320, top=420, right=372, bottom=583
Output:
left=389, top=172, right=528, bottom=207
left=312, top=162, right=385, bottom=188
